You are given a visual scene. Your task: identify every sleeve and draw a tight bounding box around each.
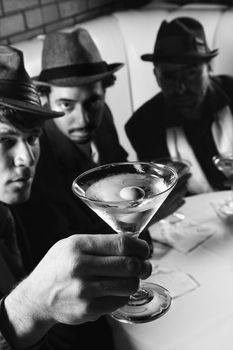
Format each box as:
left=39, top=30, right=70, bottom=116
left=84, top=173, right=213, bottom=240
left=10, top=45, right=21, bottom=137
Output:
left=125, top=110, right=155, bottom=161
left=125, top=102, right=168, bottom=161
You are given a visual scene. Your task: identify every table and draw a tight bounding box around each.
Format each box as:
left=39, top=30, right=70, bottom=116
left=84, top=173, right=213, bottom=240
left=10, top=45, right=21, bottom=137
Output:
left=110, top=190, right=233, bottom=350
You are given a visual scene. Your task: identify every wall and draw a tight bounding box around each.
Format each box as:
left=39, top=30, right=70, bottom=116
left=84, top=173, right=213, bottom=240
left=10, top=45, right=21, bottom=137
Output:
left=0, top=0, right=148, bottom=45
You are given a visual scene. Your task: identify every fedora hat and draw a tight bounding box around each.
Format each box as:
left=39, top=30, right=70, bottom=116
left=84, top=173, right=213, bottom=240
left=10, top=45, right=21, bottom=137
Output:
left=0, top=45, right=63, bottom=121
left=141, top=17, right=219, bottom=64
left=35, top=28, right=124, bottom=86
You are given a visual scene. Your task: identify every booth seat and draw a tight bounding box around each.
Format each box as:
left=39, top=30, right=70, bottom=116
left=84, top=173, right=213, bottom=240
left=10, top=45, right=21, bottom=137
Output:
left=13, top=2, right=233, bottom=160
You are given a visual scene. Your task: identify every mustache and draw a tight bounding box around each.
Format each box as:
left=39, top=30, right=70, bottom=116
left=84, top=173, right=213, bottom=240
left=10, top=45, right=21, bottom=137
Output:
left=172, top=92, right=194, bottom=98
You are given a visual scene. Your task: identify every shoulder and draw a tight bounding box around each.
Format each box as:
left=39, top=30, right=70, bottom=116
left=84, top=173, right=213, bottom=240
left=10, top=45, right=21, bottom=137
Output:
left=214, top=74, right=233, bottom=84
left=212, top=74, right=233, bottom=93
left=99, top=103, right=118, bottom=134
left=99, top=103, right=120, bottom=134
left=125, top=93, right=163, bottom=134
left=212, top=75, right=233, bottom=107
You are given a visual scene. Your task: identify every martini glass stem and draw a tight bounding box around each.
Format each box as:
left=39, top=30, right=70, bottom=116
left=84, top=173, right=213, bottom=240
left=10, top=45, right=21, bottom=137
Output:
left=126, top=233, right=153, bottom=307
left=129, top=286, right=153, bottom=306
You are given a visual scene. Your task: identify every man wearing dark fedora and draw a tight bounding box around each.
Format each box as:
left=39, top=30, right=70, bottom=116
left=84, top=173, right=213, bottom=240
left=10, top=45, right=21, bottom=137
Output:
left=0, top=45, right=152, bottom=349
left=125, top=17, right=233, bottom=194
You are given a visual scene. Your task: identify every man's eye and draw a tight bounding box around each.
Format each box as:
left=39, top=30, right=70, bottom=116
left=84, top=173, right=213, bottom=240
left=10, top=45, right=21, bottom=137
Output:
left=0, top=138, right=15, bottom=147
left=27, top=135, right=40, bottom=145
left=187, top=69, right=199, bottom=79
left=59, top=102, right=74, bottom=111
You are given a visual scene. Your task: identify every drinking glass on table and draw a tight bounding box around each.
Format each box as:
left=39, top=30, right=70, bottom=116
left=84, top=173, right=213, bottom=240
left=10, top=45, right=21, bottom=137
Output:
left=212, top=153, right=233, bottom=218
left=72, top=161, right=178, bottom=324
left=152, top=157, right=191, bottom=224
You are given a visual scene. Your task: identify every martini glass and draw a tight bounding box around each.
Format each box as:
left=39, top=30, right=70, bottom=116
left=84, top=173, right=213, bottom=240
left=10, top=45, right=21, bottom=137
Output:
left=212, top=153, right=233, bottom=217
left=72, top=161, right=178, bottom=324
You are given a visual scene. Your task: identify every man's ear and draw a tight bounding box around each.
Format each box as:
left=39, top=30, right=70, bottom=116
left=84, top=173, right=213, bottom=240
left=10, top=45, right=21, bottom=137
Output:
left=153, top=66, right=161, bottom=88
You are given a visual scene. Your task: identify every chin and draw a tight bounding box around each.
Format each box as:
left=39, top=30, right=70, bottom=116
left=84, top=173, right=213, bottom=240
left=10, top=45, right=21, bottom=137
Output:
left=74, top=135, right=93, bottom=144
left=8, top=190, right=31, bottom=205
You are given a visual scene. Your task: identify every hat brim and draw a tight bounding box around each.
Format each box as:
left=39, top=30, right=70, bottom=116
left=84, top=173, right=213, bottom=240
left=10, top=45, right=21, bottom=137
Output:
left=141, top=49, right=219, bottom=63
left=33, top=63, right=124, bottom=87
left=0, top=97, right=64, bottom=119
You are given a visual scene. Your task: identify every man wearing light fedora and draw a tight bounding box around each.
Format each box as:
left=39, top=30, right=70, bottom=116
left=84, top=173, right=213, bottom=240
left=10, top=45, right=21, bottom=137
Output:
left=125, top=17, right=233, bottom=194
left=0, top=45, right=152, bottom=349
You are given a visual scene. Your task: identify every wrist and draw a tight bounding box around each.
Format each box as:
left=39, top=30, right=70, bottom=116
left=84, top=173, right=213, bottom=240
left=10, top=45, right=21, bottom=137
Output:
left=1, top=278, right=55, bottom=349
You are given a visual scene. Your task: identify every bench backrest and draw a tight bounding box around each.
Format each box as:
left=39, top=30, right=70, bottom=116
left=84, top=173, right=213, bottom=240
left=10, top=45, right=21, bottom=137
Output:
left=13, top=2, right=233, bottom=160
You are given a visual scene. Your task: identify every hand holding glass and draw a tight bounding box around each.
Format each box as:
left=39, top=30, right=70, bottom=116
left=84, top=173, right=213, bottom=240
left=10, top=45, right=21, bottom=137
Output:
left=72, top=161, right=178, bottom=323
left=212, top=153, right=233, bottom=217
left=213, top=153, right=233, bottom=191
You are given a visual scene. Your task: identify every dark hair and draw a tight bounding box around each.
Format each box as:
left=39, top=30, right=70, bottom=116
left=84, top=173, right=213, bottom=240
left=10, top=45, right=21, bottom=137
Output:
left=102, top=73, right=117, bottom=88
left=0, top=106, right=22, bottom=124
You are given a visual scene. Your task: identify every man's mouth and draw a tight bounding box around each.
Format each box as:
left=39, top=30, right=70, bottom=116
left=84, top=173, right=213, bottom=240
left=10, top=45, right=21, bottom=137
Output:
left=173, top=95, right=194, bottom=105
left=69, top=126, right=95, bottom=140
left=11, top=177, right=33, bottom=186
left=70, top=128, right=88, bottom=135
left=11, top=170, right=34, bottom=184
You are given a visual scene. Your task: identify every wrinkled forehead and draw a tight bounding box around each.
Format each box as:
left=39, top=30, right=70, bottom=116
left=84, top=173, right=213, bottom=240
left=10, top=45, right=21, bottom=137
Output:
left=0, top=119, right=20, bottom=134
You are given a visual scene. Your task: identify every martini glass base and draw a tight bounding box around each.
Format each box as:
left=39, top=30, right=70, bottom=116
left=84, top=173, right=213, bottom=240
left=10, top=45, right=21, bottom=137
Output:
left=111, top=282, right=172, bottom=324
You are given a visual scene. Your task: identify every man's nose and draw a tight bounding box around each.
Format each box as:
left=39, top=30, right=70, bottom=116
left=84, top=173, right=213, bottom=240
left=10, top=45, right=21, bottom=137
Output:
left=175, top=79, right=187, bottom=95
left=74, top=104, right=89, bottom=127
left=14, top=142, right=35, bottom=167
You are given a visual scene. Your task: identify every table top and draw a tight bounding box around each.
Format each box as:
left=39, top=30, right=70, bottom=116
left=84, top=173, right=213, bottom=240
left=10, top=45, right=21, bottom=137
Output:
left=110, top=190, right=233, bottom=350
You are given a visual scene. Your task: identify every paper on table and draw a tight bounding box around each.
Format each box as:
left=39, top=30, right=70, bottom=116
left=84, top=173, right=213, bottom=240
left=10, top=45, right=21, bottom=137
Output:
left=148, top=264, right=200, bottom=299
left=149, top=217, right=215, bottom=253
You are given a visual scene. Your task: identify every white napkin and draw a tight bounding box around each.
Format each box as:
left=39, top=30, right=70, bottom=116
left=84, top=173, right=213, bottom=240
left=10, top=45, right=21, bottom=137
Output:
left=148, top=264, right=200, bottom=299
left=149, top=216, right=215, bottom=253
